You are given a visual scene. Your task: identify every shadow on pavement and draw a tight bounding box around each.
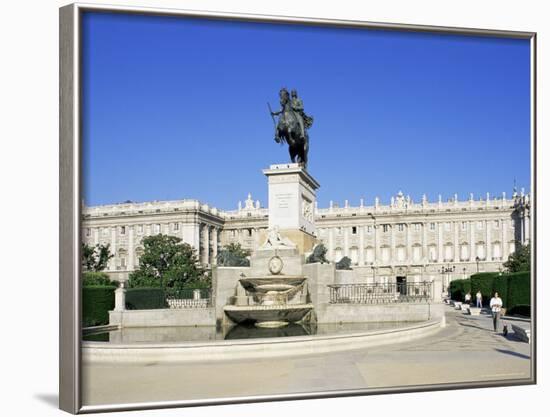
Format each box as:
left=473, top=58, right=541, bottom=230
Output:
left=457, top=322, right=493, bottom=332
left=494, top=348, right=530, bottom=360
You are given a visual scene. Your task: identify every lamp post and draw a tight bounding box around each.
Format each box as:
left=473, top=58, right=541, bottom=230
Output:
left=475, top=256, right=480, bottom=273
left=440, top=264, right=455, bottom=298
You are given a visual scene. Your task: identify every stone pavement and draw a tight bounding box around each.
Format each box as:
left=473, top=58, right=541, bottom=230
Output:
left=82, top=309, right=532, bottom=406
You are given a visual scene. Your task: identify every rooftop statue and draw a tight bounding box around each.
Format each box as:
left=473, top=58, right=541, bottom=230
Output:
left=269, top=88, right=313, bottom=168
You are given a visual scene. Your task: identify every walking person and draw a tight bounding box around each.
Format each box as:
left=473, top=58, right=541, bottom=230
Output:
left=476, top=290, right=483, bottom=308
left=490, top=292, right=503, bottom=332
left=464, top=292, right=472, bottom=305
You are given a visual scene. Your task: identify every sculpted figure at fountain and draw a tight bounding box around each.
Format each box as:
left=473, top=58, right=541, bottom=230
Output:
left=260, top=225, right=296, bottom=249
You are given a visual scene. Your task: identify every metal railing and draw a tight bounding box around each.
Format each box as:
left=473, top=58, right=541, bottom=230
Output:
left=165, top=288, right=212, bottom=308
left=328, top=282, right=433, bottom=304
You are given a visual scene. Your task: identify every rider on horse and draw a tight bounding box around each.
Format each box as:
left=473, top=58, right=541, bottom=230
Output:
left=269, top=88, right=313, bottom=167
left=271, top=88, right=313, bottom=142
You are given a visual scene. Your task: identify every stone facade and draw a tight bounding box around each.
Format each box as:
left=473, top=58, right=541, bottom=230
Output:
left=82, top=189, right=531, bottom=284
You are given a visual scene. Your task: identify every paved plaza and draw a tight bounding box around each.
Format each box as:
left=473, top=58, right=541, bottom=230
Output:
left=82, top=309, right=532, bottom=406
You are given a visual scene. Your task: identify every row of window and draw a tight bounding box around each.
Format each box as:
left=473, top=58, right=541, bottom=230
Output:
left=323, top=220, right=504, bottom=236
left=86, top=218, right=507, bottom=239
left=333, top=241, right=513, bottom=264
left=85, top=223, right=183, bottom=238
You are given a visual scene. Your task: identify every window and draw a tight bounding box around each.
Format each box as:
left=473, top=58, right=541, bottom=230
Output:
left=334, top=248, right=343, bottom=262
left=444, top=244, right=453, bottom=261
left=120, top=226, right=126, bottom=235
left=247, top=228, right=253, bottom=237
left=412, top=245, right=421, bottom=261
left=429, top=223, right=436, bottom=231
left=138, top=224, right=143, bottom=234
left=396, top=246, right=405, bottom=262
left=352, top=226, right=357, bottom=235
left=444, top=222, right=451, bottom=231
left=460, top=244, right=469, bottom=261
left=102, top=228, right=108, bottom=236
left=492, top=242, right=502, bottom=259
left=367, top=225, right=372, bottom=234
left=428, top=245, right=437, bottom=262
left=86, top=228, right=91, bottom=237
left=174, top=222, right=180, bottom=231
left=382, top=224, right=389, bottom=233
left=365, top=247, right=374, bottom=263
left=350, top=247, right=358, bottom=264
left=414, top=223, right=421, bottom=232
left=476, top=243, right=486, bottom=260
left=397, top=224, right=404, bottom=232
left=477, top=221, right=483, bottom=230
left=381, top=246, right=390, bottom=262
left=494, top=220, right=500, bottom=228
left=337, top=227, right=342, bottom=235
left=461, top=221, right=467, bottom=231
left=154, top=224, right=160, bottom=234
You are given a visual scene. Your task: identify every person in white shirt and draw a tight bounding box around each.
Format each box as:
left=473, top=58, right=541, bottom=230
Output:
left=464, top=292, right=472, bottom=305
left=489, top=292, right=503, bottom=332
left=476, top=291, right=483, bottom=308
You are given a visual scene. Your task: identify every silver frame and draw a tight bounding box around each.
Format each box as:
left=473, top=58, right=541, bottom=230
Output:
left=59, top=3, right=537, bottom=414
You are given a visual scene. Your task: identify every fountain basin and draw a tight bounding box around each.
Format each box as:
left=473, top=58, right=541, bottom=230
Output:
left=239, top=276, right=307, bottom=294
left=224, top=303, right=313, bottom=325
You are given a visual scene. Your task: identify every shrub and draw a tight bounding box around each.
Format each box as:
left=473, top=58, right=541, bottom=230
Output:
left=450, top=279, right=470, bottom=302
left=82, top=286, right=115, bottom=327
left=470, top=272, right=499, bottom=306
left=492, top=275, right=509, bottom=308
left=506, top=271, right=530, bottom=313
left=125, top=288, right=168, bottom=310
left=507, top=304, right=531, bottom=317
left=82, top=271, right=118, bottom=287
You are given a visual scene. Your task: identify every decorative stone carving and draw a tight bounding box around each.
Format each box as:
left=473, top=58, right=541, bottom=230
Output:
left=260, top=226, right=296, bottom=249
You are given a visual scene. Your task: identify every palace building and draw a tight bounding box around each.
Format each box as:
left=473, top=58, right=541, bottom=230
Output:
left=82, top=189, right=531, bottom=285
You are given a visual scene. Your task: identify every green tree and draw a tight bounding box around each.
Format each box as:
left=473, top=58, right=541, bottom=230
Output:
left=128, top=234, right=206, bottom=289
left=217, top=243, right=251, bottom=266
left=504, top=242, right=530, bottom=272
left=82, top=243, right=114, bottom=272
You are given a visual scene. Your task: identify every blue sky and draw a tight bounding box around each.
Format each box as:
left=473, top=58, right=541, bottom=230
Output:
left=82, top=12, right=531, bottom=209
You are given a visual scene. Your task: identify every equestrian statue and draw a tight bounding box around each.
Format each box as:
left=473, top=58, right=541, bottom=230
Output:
left=268, top=88, right=314, bottom=168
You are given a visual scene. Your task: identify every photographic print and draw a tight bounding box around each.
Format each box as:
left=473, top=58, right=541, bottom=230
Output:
left=60, top=3, right=535, bottom=413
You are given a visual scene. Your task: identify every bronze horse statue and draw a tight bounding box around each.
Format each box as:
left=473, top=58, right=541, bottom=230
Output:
left=270, top=88, right=309, bottom=168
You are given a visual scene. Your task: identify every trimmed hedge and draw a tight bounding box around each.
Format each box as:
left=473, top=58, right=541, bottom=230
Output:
left=470, top=272, right=499, bottom=307
left=463, top=271, right=531, bottom=316
left=492, top=275, right=509, bottom=309
left=125, top=288, right=168, bottom=310
left=450, top=279, right=471, bottom=302
left=507, top=304, right=530, bottom=317
left=507, top=271, right=530, bottom=313
left=82, top=286, right=115, bottom=327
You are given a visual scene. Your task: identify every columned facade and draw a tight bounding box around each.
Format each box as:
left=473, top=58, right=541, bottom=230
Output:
left=82, top=190, right=530, bottom=283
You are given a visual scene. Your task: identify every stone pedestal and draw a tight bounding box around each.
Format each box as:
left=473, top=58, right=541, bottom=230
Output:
left=114, top=287, right=126, bottom=312
left=263, top=163, right=320, bottom=237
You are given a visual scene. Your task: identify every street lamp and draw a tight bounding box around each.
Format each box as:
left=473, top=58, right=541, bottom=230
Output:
left=475, top=256, right=480, bottom=273
left=440, top=264, right=455, bottom=297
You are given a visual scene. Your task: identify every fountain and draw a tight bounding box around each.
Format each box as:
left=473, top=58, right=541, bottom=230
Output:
left=223, top=228, right=315, bottom=328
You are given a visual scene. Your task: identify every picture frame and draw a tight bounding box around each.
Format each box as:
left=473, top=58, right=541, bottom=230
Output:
left=60, top=2, right=536, bottom=414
